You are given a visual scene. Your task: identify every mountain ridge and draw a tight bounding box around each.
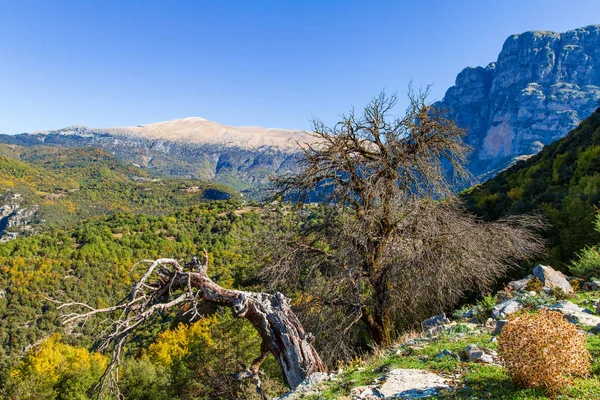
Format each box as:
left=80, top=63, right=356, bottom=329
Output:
left=436, top=24, right=600, bottom=180
left=30, top=117, right=315, bottom=152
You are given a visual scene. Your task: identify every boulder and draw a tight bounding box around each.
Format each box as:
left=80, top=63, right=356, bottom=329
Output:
left=421, top=313, right=450, bottom=334
left=532, top=264, right=573, bottom=294
left=508, top=275, right=532, bottom=292
left=548, top=300, right=581, bottom=313
left=464, top=344, right=484, bottom=361
left=464, top=344, right=497, bottom=364
left=376, top=369, right=450, bottom=399
left=435, top=350, right=459, bottom=360
left=275, top=372, right=332, bottom=399
left=491, top=299, right=523, bottom=320
left=350, top=385, right=380, bottom=399
left=548, top=301, right=600, bottom=327
left=591, top=279, right=600, bottom=291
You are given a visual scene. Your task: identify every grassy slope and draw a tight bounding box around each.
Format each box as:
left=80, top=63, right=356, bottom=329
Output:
left=310, top=292, right=600, bottom=399
left=461, top=108, right=600, bottom=270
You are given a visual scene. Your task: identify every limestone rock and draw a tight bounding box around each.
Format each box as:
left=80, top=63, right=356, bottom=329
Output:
left=464, top=344, right=497, bottom=364
left=548, top=301, right=600, bottom=327
left=491, top=299, right=523, bottom=320
left=533, top=264, right=573, bottom=293
left=275, top=372, right=332, bottom=399
left=350, top=385, right=381, bottom=399
left=421, top=313, right=450, bottom=334
left=508, top=275, right=533, bottom=292
left=376, top=369, right=450, bottom=399
left=435, top=25, right=600, bottom=180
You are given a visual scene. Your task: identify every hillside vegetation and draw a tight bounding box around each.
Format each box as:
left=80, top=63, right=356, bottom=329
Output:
left=0, top=144, right=238, bottom=236
left=0, top=201, right=273, bottom=386
left=462, top=108, right=600, bottom=270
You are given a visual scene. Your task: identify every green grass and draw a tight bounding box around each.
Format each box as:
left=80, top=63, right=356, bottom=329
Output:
left=307, top=322, right=600, bottom=399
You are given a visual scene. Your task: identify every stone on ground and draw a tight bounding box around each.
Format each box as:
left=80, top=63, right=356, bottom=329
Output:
left=532, top=264, right=573, bottom=294
left=491, top=299, right=523, bottom=320
left=376, top=369, right=450, bottom=399
left=421, top=313, right=450, bottom=334
left=548, top=301, right=600, bottom=327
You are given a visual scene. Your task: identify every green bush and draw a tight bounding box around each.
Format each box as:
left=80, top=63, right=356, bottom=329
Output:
left=570, top=213, right=600, bottom=278
left=474, top=294, right=497, bottom=323
left=571, top=245, right=600, bottom=279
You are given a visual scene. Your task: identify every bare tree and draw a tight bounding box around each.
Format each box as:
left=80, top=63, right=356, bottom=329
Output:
left=266, top=90, right=544, bottom=352
left=58, top=251, right=325, bottom=398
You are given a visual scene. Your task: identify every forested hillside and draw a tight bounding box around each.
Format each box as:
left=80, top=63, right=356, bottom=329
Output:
left=0, top=201, right=288, bottom=398
left=462, top=108, right=600, bottom=270
left=0, top=144, right=238, bottom=239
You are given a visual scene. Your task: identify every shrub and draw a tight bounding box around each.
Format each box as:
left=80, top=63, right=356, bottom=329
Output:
left=473, top=294, right=497, bottom=323
left=570, top=245, right=600, bottom=279
left=570, top=213, right=600, bottom=279
left=451, top=304, right=473, bottom=320
left=570, top=278, right=583, bottom=292
left=525, top=277, right=543, bottom=293
left=498, top=310, right=590, bottom=395
left=551, top=287, right=571, bottom=300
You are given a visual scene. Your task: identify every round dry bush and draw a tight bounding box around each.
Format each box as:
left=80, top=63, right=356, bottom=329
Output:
left=498, top=310, right=590, bottom=395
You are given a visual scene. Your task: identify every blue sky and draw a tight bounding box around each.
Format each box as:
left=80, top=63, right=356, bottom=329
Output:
left=1, top=0, right=599, bottom=134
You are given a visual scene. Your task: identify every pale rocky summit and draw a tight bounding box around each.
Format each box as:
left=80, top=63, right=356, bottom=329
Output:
left=104, top=117, right=314, bottom=151
left=3, top=118, right=317, bottom=196
left=436, top=25, right=600, bottom=180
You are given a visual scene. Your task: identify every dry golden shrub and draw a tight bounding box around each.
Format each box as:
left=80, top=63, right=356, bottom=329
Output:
left=498, top=310, right=590, bottom=395
left=525, top=277, right=543, bottom=292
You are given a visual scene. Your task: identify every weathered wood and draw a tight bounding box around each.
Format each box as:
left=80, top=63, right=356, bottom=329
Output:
left=59, top=253, right=325, bottom=395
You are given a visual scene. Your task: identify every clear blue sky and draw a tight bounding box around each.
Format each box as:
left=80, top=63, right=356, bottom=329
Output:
left=1, top=0, right=599, bottom=134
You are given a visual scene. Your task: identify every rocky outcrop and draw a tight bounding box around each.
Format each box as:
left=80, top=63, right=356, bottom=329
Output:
left=436, top=25, right=600, bottom=180
left=0, top=192, right=37, bottom=242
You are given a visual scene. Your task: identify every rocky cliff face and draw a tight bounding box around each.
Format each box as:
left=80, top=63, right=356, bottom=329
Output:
left=437, top=25, right=600, bottom=179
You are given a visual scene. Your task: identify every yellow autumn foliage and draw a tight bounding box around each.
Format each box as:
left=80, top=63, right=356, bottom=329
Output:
left=10, top=334, right=106, bottom=381
left=146, top=316, right=217, bottom=366
left=6, top=334, right=107, bottom=399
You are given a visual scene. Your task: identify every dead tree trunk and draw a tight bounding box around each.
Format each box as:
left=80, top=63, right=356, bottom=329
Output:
left=58, top=252, right=325, bottom=396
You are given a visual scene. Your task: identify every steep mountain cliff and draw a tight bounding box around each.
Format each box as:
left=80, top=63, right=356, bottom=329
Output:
left=0, top=118, right=314, bottom=196
left=437, top=25, right=600, bottom=179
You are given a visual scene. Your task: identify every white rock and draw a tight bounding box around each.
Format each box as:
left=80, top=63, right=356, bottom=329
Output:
left=491, top=299, right=523, bottom=319
left=376, top=369, right=450, bottom=399
left=548, top=301, right=600, bottom=327
left=533, top=264, right=573, bottom=294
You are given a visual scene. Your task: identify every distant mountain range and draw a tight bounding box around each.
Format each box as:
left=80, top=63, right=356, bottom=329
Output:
left=2, top=25, right=599, bottom=191
left=436, top=25, right=600, bottom=180
left=0, top=119, right=315, bottom=196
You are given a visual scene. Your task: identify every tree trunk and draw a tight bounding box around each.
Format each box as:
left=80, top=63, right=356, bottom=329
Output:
left=182, top=272, right=326, bottom=388
left=60, top=256, right=326, bottom=393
